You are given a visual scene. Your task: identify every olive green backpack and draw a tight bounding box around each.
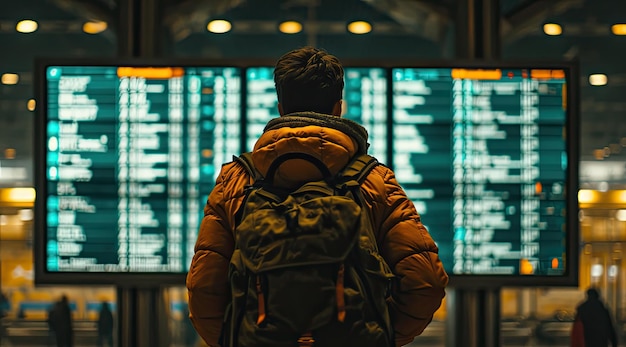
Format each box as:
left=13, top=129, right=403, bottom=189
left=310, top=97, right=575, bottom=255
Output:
left=222, top=152, right=394, bottom=347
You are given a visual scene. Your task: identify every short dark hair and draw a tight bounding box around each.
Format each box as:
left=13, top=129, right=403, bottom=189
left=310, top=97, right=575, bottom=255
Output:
left=587, top=287, right=600, bottom=299
left=274, top=46, right=344, bottom=115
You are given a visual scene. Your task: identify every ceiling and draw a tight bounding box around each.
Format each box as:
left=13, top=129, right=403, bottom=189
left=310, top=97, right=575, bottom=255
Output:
left=0, top=0, right=625, bottom=186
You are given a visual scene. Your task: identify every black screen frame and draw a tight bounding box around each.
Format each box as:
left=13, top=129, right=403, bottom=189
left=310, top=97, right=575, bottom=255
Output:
left=34, top=58, right=579, bottom=287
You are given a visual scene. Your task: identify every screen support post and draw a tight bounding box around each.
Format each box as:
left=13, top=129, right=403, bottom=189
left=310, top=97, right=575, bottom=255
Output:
left=117, top=286, right=171, bottom=347
left=446, top=287, right=501, bottom=347
left=446, top=0, right=502, bottom=346
left=116, top=1, right=172, bottom=346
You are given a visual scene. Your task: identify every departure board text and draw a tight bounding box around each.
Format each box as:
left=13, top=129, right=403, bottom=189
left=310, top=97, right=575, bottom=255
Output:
left=45, top=66, right=241, bottom=273
left=392, top=68, right=568, bottom=276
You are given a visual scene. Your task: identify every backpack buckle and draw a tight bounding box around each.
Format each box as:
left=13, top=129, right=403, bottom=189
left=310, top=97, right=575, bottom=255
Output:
left=297, top=332, right=315, bottom=347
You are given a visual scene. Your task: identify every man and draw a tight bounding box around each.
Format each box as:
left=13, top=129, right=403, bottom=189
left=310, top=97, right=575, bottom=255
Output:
left=0, top=291, right=8, bottom=342
left=97, top=301, right=114, bottom=347
left=573, top=288, right=618, bottom=347
left=48, top=295, right=73, bottom=347
left=187, top=46, right=449, bottom=347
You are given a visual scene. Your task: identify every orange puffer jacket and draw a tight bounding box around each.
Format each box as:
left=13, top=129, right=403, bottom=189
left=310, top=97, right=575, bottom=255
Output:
left=187, top=113, right=449, bottom=347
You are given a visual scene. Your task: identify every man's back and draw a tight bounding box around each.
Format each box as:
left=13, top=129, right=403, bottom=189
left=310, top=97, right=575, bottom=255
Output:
left=186, top=46, right=449, bottom=347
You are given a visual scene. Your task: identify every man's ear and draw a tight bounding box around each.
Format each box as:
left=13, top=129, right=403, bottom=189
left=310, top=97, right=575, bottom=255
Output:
left=278, top=103, right=284, bottom=116
left=332, top=100, right=342, bottom=116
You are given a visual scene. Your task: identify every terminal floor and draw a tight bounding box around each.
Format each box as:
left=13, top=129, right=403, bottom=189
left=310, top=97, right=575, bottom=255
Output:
left=0, top=342, right=574, bottom=347
left=0, top=319, right=575, bottom=347
left=0, top=336, right=574, bottom=347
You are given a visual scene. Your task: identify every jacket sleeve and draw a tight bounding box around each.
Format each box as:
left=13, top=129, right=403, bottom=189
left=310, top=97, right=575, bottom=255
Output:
left=362, top=165, right=449, bottom=347
left=186, top=162, right=249, bottom=347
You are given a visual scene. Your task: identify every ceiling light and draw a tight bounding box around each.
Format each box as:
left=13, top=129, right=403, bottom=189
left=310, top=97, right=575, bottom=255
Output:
left=16, top=20, right=38, bottom=33
left=593, top=149, right=604, bottom=160
left=19, top=209, right=34, bottom=222
left=598, top=181, right=609, bottom=192
left=611, top=24, right=626, bottom=35
left=279, top=21, right=302, bottom=34
left=83, top=21, right=108, bottom=34
left=591, top=264, right=603, bottom=277
left=4, top=188, right=36, bottom=203
left=589, top=74, right=608, bottom=86
left=4, top=148, right=16, bottom=159
left=207, top=20, right=232, bottom=34
left=27, top=99, right=36, bottom=111
left=543, top=23, right=562, bottom=36
left=609, top=143, right=621, bottom=154
left=578, top=189, right=595, bottom=203
left=1, top=73, right=19, bottom=85
left=347, top=21, right=372, bottom=34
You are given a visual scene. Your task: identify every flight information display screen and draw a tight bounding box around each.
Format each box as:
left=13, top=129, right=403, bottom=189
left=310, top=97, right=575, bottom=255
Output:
left=35, top=61, right=578, bottom=286
left=246, top=67, right=388, bottom=162
left=245, top=67, right=279, bottom=151
left=36, top=64, right=242, bottom=282
left=392, top=67, right=577, bottom=282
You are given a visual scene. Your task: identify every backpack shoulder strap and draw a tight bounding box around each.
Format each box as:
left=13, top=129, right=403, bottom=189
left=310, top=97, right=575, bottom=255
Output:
left=235, top=152, right=378, bottom=185
left=233, top=153, right=264, bottom=227
left=233, top=152, right=262, bottom=181
left=339, top=154, right=379, bottom=184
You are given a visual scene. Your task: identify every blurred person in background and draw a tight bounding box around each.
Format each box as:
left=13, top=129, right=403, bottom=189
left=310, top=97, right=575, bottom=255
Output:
left=97, top=301, right=114, bottom=347
left=48, top=294, right=73, bottom=347
left=572, top=288, right=618, bottom=347
left=0, top=291, right=8, bottom=343
left=0, top=291, right=8, bottom=317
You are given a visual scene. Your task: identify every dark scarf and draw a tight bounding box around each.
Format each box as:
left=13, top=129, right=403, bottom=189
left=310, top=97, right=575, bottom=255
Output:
left=263, top=112, right=370, bottom=154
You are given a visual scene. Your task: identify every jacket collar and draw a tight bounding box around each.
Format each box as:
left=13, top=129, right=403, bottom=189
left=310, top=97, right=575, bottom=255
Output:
left=264, top=112, right=370, bottom=155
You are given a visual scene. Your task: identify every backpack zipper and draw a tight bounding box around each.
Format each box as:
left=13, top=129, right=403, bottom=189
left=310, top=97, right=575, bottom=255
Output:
left=336, top=263, right=346, bottom=322
left=256, top=276, right=266, bottom=325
